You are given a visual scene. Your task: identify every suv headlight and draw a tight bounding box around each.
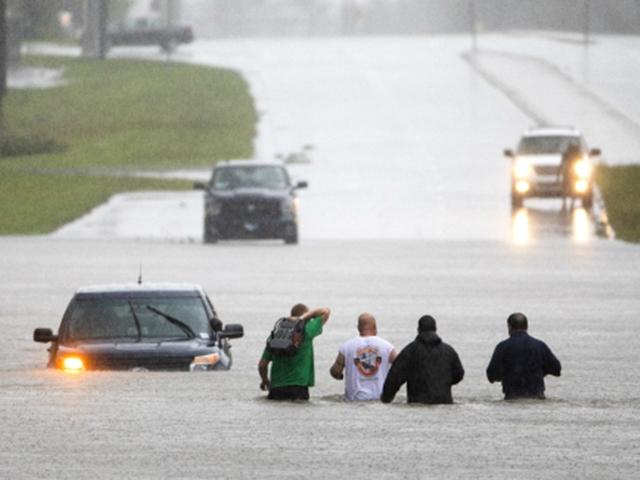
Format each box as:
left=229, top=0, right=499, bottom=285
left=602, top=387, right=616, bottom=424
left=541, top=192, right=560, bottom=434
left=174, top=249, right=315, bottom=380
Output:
left=281, top=198, right=299, bottom=216
left=513, top=158, right=532, bottom=179
left=190, top=353, right=220, bottom=372
left=574, top=158, right=593, bottom=179
left=59, top=356, right=85, bottom=373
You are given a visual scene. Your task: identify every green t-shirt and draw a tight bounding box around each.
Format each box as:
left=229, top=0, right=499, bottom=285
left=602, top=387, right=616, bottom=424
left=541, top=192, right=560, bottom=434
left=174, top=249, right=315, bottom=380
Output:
left=261, top=316, right=324, bottom=388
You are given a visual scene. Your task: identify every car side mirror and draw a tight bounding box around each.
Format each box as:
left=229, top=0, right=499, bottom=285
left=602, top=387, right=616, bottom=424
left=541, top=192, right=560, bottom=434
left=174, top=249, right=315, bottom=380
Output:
left=504, top=149, right=514, bottom=158
left=209, top=316, right=223, bottom=332
left=33, top=328, right=57, bottom=343
left=193, top=181, right=208, bottom=190
left=219, top=324, right=244, bottom=339
left=589, top=148, right=601, bottom=156
left=294, top=181, right=308, bottom=190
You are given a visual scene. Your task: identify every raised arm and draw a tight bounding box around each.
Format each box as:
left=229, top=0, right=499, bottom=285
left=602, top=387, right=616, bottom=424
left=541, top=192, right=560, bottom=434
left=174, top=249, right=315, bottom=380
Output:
left=301, top=307, right=331, bottom=325
left=330, top=352, right=345, bottom=380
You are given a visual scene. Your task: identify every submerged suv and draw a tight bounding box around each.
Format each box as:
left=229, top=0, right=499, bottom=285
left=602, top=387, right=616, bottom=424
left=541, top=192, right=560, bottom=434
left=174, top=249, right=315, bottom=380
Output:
left=504, top=127, right=601, bottom=209
left=194, top=160, right=307, bottom=244
left=33, top=283, right=243, bottom=372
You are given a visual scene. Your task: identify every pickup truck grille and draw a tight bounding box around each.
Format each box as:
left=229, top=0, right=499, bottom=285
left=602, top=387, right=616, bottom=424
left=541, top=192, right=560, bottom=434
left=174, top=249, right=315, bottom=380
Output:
left=534, top=165, right=561, bottom=175
left=222, top=198, right=281, bottom=219
left=89, top=355, right=192, bottom=371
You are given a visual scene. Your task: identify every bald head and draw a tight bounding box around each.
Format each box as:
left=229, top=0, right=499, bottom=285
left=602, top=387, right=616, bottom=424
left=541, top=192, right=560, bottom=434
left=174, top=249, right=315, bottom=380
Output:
left=357, top=313, right=377, bottom=336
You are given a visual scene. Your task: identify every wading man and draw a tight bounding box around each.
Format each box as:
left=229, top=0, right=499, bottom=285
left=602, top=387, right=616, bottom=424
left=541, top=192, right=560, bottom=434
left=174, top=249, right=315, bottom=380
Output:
left=258, top=303, right=330, bottom=401
left=330, top=312, right=397, bottom=401
left=486, top=312, right=561, bottom=400
left=381, top=315, right=464, bottom=404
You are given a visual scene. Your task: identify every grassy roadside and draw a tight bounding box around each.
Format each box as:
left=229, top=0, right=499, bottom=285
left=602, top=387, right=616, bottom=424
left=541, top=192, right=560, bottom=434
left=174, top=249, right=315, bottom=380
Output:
left=0, top=55, right=256, bottom=234
left=0, top=174, right=190, bottom=234
left=596, top=165, right=640, bottom=243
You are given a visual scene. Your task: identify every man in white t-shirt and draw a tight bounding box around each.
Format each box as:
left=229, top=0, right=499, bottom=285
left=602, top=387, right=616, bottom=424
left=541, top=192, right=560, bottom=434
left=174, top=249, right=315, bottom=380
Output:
left=330, top=313, right=397, bottom=401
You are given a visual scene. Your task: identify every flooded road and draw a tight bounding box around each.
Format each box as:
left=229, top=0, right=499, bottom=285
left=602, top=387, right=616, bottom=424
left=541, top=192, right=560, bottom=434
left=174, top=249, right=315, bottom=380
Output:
left=42, top=34, right=639, bottom=242
left=5, top=34, right=639, bottom=478
left=2, top=237, right=639, bottom=478
left=89, top=36, right=527, bottom=241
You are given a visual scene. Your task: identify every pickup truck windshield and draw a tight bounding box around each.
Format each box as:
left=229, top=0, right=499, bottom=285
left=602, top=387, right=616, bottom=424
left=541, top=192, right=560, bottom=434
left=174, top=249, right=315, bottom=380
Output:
left=65, top=297, right=209, bottom=341
left=212, top=166, right=290, bottom=190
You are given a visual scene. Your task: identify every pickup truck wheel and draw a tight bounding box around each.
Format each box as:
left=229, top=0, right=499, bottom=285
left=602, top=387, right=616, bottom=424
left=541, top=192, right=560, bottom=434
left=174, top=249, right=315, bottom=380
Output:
left=203, top=218, right=218, bottom=244
left=283, top=223, right=298, bottom=245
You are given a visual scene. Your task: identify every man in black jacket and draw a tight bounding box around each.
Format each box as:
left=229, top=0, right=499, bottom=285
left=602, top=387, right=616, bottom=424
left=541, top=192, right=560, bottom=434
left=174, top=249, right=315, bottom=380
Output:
left=381, top=315, right=464, bottom=404
left=486, top=312, right=561, bottom=400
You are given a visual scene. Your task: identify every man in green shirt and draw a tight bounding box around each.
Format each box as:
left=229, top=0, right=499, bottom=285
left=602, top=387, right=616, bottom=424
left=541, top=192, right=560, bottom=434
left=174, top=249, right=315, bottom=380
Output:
left=258, top=303, right=331, bottom=400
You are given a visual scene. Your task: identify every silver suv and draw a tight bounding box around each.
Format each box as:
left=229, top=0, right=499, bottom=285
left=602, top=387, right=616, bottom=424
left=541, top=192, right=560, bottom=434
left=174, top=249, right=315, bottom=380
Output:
left=504, top=126, right=601, bottom=209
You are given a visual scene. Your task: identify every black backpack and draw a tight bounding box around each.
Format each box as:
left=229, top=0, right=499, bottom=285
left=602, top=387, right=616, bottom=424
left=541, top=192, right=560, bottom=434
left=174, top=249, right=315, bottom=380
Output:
left=266, top=317, right=305, bottom=357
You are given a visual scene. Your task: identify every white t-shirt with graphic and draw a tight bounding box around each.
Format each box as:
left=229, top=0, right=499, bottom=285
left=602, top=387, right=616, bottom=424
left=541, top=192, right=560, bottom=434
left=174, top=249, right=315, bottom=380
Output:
left=338, top=335, right=395, bottom=401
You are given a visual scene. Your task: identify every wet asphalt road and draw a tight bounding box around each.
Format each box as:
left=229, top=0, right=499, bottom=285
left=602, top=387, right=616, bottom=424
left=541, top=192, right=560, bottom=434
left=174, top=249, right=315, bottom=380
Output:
left=1, top=236, right=639, bottom=479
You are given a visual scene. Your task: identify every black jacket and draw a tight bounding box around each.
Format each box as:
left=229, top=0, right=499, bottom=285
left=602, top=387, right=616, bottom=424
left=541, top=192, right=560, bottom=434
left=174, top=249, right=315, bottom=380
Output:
left=486, top=331, right=561, bottom=400
left=381, top=331, right=464, bottom=404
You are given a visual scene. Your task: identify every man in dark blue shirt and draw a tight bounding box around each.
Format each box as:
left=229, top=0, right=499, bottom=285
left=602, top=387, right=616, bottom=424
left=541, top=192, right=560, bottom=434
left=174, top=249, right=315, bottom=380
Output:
left=487, top=312, right=561, bottom=400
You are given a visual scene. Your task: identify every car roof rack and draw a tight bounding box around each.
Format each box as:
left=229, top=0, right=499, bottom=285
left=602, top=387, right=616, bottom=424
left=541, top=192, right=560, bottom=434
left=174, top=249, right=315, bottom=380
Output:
left=524, top=125, right=581, bottom=136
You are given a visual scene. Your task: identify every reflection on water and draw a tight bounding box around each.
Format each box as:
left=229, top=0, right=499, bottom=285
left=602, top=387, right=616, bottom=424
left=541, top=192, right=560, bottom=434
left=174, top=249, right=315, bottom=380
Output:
left=511, top=208, right=530, bottom=245
left=572, top=208, right=591, bottom=243
left=510, top=203, right=595, bottom=244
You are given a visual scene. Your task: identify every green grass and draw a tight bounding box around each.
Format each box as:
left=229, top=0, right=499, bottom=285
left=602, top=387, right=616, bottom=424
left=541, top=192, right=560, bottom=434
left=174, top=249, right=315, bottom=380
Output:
left=5, top=55, right=256, bottom=169
left=596, top=165, right=640, bottom=243
left=0, top=55, right=257, bottom=234
left=0, top=174, right=190, bottom=234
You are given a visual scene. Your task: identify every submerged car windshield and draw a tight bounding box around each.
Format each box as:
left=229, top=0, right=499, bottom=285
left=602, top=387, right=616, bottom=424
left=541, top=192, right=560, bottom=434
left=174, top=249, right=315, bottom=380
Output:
left=517, top=136, right=580, bottom=155
left=65, top=297, right=209, bottom=341
left=211, top=165, right=290, bottom=190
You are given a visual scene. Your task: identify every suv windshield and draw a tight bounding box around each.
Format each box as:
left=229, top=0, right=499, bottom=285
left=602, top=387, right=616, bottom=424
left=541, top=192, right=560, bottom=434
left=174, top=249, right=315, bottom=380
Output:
left=65, top=296, right=209, bottom=341
left=517, top=135, right=581, bottom=155
left=211, top=165, right=290, bottom=190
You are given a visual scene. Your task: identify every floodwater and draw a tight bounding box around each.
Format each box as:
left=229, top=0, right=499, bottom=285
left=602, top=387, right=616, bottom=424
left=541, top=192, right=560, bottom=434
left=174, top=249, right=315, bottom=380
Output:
left=4, top=34, right=640, bottom=478
left=2, top=237, right=639, bottom=478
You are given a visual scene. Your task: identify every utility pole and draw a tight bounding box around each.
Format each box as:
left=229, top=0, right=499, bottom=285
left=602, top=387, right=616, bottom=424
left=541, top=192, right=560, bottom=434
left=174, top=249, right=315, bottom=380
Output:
left=469, top=0, right=477, bottom=53
left=583, top=0, right=591, bottom=46
left=82, top=0, right=109, bottom=59
left=165, top=0, right=180, bottom=27
left=341, top=0, right=351, bottom=35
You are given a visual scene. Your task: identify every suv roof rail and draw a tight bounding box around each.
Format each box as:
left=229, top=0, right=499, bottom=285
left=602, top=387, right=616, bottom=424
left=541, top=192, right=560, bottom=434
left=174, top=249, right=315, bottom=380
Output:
left=526, top=125, right=579, bottom=132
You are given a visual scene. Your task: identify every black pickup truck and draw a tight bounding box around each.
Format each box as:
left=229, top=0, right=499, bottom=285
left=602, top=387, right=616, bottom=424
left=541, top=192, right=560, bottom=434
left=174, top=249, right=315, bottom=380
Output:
left=107, top=17, right=194, bottom=52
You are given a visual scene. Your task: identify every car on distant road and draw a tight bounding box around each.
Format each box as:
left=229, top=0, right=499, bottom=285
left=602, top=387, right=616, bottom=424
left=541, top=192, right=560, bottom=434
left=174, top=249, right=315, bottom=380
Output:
left=106, top=16, right=194, bottom=52
left=504, top=126, right=601, bottom=209
left=194, top=160, right=308, bottom=244
left=33, top=283, right=243, bottom=372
